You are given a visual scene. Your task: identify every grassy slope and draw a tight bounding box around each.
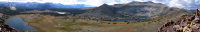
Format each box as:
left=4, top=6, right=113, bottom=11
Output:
left=13, top=14, right=168, bottom=32
left=11, top=8, right=191, bottom=32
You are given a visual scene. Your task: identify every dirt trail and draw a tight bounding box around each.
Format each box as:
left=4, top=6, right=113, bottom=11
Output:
left=158, top=15, right=200, bottom=32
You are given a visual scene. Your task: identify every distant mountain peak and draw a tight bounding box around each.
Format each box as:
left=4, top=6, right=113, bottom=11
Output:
left=147, top=1, right=153, bottom=3
left=102, top=3, right=108, bottom=6
left=129, top=1, right=154, bottom=4
left=0, top=2, right=85, bottom=9
left=99, top=3, right=109, bottom=7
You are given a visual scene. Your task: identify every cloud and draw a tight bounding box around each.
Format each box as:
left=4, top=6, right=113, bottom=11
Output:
left=0, top=0, right=200, bottom=9
left=0, top=0, right=8, bottom=1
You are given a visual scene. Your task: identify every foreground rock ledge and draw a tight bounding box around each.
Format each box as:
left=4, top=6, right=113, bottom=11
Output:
left=158, top=15, right=200, bottom=32
left=0, top=14, right=17, bottom=32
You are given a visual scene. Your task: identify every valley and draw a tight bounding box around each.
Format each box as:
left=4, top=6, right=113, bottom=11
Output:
left=0, top=1, right=194, bottom=32
left=12, top=14, right=164, bottom=32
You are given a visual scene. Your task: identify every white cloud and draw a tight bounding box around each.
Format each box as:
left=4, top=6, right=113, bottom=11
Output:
left=169, top=0, right=182, bottom=7
left=0, top=0, right=8, bottom=1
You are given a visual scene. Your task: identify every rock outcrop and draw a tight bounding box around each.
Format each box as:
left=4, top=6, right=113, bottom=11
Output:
left=158, top=15, right=200, bottom=32
left=0, top=13, right=17, bottom=32
left=0, top=6, right=18, bottom=15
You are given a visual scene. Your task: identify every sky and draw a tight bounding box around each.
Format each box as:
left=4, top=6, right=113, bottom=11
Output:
left=0, top=0, right=199, bottom=10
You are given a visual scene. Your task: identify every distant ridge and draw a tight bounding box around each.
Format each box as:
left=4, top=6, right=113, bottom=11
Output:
left=77, top=1, right=192, bottom=20
left=0, top=2, right=85, bottom=9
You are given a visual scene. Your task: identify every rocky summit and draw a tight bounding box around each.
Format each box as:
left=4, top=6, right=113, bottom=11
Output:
left=77, top=1, right=192, bottom=20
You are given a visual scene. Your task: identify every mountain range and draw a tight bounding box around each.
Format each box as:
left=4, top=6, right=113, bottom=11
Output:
left=77, top=1, right=192, bottom=20
left=0, top=2, right=85, bottom=9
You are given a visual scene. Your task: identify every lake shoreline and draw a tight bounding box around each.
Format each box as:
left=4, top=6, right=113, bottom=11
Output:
left=6, top=17, right=37, bottom=31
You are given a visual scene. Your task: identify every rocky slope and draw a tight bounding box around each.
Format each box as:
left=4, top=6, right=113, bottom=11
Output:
left=158, top=14, right=200, bottom=32
left=0, top=13, right=17, bottom=32
left=0, top=7, right=17, bottom=32
left=77, top=1, right=192, bottom=20
left=0, top=6, right=19, bottom=15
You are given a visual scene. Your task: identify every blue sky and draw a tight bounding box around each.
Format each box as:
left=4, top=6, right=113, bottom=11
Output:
left=0, top=0, right=200, bottom=9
